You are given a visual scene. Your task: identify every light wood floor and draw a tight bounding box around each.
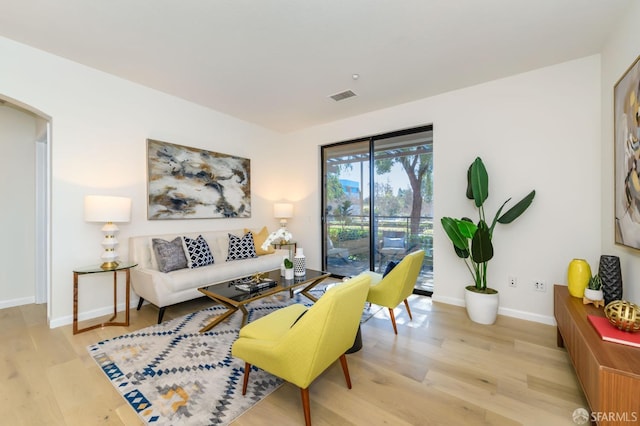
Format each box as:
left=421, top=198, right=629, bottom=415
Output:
left=1, top=294, right=588, bottom=425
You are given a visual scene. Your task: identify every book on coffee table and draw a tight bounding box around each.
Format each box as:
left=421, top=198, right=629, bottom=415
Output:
left=234, top=278, right=277, bottom=292
left=587, top=315, right=640, bottom=348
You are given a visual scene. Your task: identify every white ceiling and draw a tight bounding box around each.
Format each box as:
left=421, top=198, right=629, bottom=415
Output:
left=0, top=0, right=633, bottom=132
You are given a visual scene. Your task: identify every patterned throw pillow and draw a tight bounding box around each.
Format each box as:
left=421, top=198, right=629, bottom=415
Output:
left=244, top=226, right=275, bottom=255
left=152, top=237, right=188, bottom=273
left=226, top=232, right=258, bottom=261
left=383, top=260, right=398, bottom=277
left=183, top=235, right=215, bottom=268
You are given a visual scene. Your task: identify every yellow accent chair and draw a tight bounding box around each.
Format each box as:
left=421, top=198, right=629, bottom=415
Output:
left=231, top=273, right=371, bottom=426
left=362, top=249, right=425, bottom=334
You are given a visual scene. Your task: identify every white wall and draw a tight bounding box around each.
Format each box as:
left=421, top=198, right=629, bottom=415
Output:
left=0, top=105, right=36, bottom=306
left=0, top=36, right=285, bottom=327
left=284, top=55, right=603, bottom=324
left=600, top=1, right=640, bottom=306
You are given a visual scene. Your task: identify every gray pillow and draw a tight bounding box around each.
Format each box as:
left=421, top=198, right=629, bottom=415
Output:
left=152, top=237, right=188, bottom=272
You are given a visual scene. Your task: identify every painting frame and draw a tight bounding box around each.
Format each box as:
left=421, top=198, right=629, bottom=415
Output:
left=146, top=139, right=251, bottom=220
left=614, top=55, right=640, bottom=249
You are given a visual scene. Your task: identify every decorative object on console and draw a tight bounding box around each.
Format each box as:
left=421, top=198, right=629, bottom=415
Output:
left=583, top=273, right=604, bottom=308
left=84, top=195, right=132, bottom=269
left=567, top=258, right=591, bottom=298
left=147, top=139, right=250, bottom=220
left=604, top=300, right=640, bottom=333
left=294, top=248, right=306, bottom=277
left=598, top=254, right=623, bottom=305
left=273, top=202, right=293, bottom=230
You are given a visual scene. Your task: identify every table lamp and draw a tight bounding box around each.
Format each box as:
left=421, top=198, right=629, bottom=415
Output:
left=273, top=202, right=293, bottom=230
left=84, top=195, right=132, bottom=269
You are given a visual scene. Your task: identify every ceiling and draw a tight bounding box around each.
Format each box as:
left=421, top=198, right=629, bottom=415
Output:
left=0, top=0, right=633, bottom=133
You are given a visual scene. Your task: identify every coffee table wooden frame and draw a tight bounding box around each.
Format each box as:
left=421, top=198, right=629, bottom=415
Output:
left=198, top=269, right=331, bottom=332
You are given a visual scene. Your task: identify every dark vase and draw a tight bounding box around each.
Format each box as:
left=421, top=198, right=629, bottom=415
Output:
left=598, top=255, right=623, bottom=305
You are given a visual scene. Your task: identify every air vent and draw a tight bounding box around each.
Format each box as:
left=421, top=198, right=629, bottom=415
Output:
left=329, top=90, right=357, bottom=101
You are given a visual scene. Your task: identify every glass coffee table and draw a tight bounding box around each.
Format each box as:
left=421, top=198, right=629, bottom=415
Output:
left=198, top=269, right=331, bottom=332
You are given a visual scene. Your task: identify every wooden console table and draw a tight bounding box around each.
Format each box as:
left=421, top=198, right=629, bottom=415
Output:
left=554, top=285, right=640, bottom=423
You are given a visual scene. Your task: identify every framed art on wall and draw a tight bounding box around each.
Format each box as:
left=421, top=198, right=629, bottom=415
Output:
left=615, top=55, right=640, bottom=249
left=147, top=139, right=251, bottom=220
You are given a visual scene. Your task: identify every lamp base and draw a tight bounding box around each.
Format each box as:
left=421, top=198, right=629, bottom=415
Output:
left=101, top=260, right=120, bottom=270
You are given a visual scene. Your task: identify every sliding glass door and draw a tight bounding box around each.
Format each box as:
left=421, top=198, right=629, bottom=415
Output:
left=321, top=125, right=433, bottom=294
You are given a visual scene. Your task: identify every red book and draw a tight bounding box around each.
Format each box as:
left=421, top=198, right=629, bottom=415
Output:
left=587, top=315, right=640, bottom=348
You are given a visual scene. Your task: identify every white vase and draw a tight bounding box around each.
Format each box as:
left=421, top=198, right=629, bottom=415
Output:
left=285, top=268, right=294, bottom=280
left=464, top=287, right=499, bottom=325
left=584, top=288, right=603, bottom=301
left=294, top=248, right=306, bottom=276
left=280, top=256, right=287, bottom=276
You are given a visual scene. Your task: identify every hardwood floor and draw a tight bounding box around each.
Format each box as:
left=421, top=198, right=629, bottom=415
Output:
left=1, top=294, right=587, bottom=425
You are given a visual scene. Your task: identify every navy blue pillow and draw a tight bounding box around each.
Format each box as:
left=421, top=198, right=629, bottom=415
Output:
left=383, top=260, right=398, bottom=277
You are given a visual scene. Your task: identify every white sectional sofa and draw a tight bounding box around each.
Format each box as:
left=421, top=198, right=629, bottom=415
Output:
left=129, top=228, right=287, bottom=323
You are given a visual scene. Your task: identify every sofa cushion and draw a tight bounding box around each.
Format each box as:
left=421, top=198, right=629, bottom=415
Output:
left=152, top=237, right=188, bottom=273
left=245, top=226, right=275, bottom=256
left=183, top=234, right=215, bottom=268
left=226, top=232, right=258, bottom=261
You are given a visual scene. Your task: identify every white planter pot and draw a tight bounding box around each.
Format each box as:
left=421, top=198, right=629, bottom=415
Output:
left=584, top=288, right=603, bottom=301
left=284, top=268, right=294, bottom=280
left=464, top=287, right=499, bottom=325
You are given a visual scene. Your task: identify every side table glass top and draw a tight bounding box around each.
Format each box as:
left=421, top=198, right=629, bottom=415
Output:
left=73, top=262, right=138, bottom=274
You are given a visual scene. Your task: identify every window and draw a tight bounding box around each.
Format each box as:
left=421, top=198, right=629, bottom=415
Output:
left=321, top=125, right=433, bottom=294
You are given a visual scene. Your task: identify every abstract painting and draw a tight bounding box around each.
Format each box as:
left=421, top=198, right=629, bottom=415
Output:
left=147, top=139, right=251, bottom=220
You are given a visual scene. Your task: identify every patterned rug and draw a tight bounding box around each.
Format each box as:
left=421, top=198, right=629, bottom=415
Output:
left=88, top=287, right=378, bottom=425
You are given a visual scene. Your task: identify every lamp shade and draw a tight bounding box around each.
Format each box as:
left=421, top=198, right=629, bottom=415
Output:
left=273, top=203, right=293, bottom=219
left=84, top=195, right=131, bottom=223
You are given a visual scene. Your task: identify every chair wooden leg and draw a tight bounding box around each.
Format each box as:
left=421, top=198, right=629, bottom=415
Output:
left=339, top=354, right=352, bottom=389
left=388, top=308, right=398, bottom=334
left=242, top=362, right=251, bottom=395
left=300, top=387, right=311, bottom=426
left=403, top=299, right=413, bottom=320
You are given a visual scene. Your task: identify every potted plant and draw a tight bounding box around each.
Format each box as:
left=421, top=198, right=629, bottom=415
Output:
left=441, top=157, right=536, bottom=324
left=584, top=273, right=603, bottom=302
left=284, top=258, right=294, bottom=280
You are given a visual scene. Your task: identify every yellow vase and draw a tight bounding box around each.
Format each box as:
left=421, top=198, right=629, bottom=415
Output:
left=567, top=259, right=591, bottom=298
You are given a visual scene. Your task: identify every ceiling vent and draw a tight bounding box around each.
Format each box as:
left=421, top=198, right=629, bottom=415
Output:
left=329, top=90, right=357, bottom=101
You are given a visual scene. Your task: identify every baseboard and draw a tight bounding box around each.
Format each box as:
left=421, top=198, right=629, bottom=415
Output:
left=431, top=294, right=556, bottom=325
left=0, top=296, right=36, bottom=309
left=49, top=298, right=141, bottom=329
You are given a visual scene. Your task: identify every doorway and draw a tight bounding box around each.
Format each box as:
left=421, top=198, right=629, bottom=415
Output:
left=0, top=95, right=51, bottom=317
left=321, top=125, right=433, bottom=294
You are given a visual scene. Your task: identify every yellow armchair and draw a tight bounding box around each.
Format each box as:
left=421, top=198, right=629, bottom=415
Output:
left=362, top=249, right=425, bottom=334
left=231, top=273, right=371, bottom=426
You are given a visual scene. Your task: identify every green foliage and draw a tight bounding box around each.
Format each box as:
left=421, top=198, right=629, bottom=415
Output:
left=329, top=227, right=368, bottom=242
left=284, top=258, right=293, bottom=269
left=588, top=274, right=602, bottom=290
left=441, top=157, right=536, bottom=292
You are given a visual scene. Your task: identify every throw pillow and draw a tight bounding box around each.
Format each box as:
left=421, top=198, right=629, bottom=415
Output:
left=183, top=235, right=215, bottom=268
left=244, top=226, right=275, bottom=256
left=152, top=237, right=188, bottom=273
left=226, top=232, right=258, bottom=261
left=383, top=260, right=398, bottom=277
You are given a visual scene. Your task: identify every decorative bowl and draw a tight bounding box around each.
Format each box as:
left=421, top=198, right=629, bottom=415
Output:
left=604, top=300, right=640, bottom=333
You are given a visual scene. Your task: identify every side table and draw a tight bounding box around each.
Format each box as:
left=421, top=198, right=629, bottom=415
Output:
left=272, top=241, right=297, bottom=259
left=73, top=262, right=137, bottom=335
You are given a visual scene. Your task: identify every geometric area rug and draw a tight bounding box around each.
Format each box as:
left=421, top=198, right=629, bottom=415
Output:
left=87, top=287, right=380, bottom=425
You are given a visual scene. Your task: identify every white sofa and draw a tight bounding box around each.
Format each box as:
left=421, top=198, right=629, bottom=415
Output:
left=129, top=229, right=286, bottom=323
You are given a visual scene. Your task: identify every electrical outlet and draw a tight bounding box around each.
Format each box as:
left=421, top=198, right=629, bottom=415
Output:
left=534, top=280, right=546, bottom=292
left=508, top=276, right=517, bottom=287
